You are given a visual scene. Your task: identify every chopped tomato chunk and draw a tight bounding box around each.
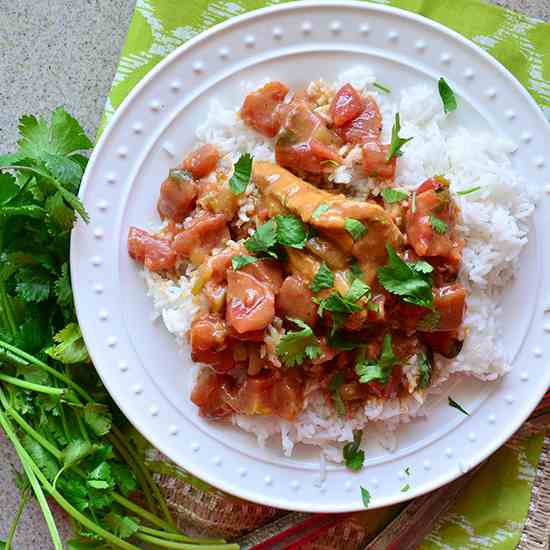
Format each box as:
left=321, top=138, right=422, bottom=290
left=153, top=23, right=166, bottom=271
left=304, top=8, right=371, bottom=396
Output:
left=330, top=83, right=363, bottom=127
left=241, top=259, right=284, bottom=293
left=275, top=100, right=342, bottom=175
left=172, top=212, right=229, bottom=265
left=421, top=331, right=463, bottom=359
left=433, top=284, right=466, bottom=331
left=182, top=144, right=220, bottom=179
left=362, top=141, right=396, bottom=179
left=190, top=313, right=227, bottom=353
left=127, top=227, right=176, bottom=272
left=405, top=178, right=463, bottom=265
left=240, top=81, right=289, bottom=137
left=157, top=171, right=197, bottom=222
left=276, top=275, right=317, bottom=326
left=191, top=371, right=234, bottom=418
left=336, top=96, right=381, bottom=144
left=226, top=270, right=275, bottom=333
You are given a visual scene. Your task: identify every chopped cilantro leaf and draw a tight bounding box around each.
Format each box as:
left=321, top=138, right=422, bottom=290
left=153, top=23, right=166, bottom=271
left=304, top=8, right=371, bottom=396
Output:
left=382, top=188, right=408, bottom=204
left=410, top=260, right=434, bottom=275
left=457, top=186, right=481, bottom=196
left=343, top=430, right=365, bottom=471
left=228, top=153, right=253, bottom=195
left=373, top=82, right=391, bottom=94
left=356, top=333, right=397, bottom=384
left=346, top=279, right=370, bottom=302
left=275, top=214, right=307, bottom=249
left=429, top=215, right=448, bottom=234
left=361, top=486, right=371, bottom=508
left=348, top=258, right=364, bottom=282
left=276, top=318, right=321, bottom=368
left=405, top=467, right=411, bottom=476
left=417, top=352, right=432, bottom=389
left=231, top=255, right=258, bottom=270
left=401, top=484, right=410, bottom=493
left=387, top=113, right=412, bottom=161
left=328, top=332, right=365, bottom=351
left=377, top=245, right=434, bottom=309
left=344, top=218, right=367, bottom=241
left=438, top=78, right=458, bottom=114
left=448, top=396, right=470, bottom=416
left=311, top=262, right=334, bottom=293
left=312, top=203, right=329, bottom=221
left=328, top=372, right=347, bottom=417
left=245, top=219, right=278, bottom=258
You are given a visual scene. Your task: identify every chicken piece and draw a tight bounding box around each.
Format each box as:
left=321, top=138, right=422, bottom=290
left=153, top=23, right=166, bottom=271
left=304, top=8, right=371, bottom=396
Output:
left=276, top=275, right=317, bottom=326
left=226, top=270, right=275, bottom=333
left=305, top=235, right=349, bottom=270
left=240, top=81, right=289, bottom=137
left=127, top=227, right=176, bottom=272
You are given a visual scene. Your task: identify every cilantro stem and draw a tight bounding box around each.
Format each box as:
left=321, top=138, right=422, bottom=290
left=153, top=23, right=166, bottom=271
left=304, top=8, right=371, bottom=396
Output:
left=111, top=425, right=176, bottom=530
left=138, top=525, right=226, bottom=544
left=111, top=492, right=176, bottom=532
left=0, top=340, right=93, bottom=402
left=0, top=373, right=66, bottom=395
left=0, top=408, right=63, bottom=550
left=0, top=287, right=16, bottom=336
left=4, top=484, right=30, bottom=550
left=135, top=533, right=239, bottom=550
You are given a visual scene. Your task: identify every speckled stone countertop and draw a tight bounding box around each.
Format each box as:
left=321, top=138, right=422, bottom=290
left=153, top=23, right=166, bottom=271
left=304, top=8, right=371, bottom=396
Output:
left=0, top=0, right=549, bottom=548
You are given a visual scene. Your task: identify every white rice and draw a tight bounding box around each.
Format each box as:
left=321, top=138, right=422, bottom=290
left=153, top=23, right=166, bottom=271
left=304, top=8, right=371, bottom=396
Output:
left=142, top=67, right=536, bottom=461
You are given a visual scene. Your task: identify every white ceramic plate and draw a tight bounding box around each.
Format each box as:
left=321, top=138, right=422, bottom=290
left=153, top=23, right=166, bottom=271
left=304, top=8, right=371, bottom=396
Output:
left=71, top=1, right=550, bottom=512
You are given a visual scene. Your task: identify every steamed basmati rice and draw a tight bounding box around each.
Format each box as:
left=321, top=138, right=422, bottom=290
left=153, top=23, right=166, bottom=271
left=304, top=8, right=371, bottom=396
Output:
left=142, top=67, right=536, bottom=461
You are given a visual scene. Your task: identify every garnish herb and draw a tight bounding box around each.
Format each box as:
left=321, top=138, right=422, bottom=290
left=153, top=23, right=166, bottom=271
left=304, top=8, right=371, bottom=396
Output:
left=417, top=352, right=432, bottom=389
left=344, top=218, right=368, bottom=241
left=448, top=396, right=470, bottom=416
left=231, top=255, right=258, bottom=270
left=276, top=318, right=322, bottom=368
left=382, top=188, right=409, bottom=204
left=311, top=262, right=334, bottom=293
left=328, top=372, right=347, bottom=417
left=405, top=467, right=411, bottom=476
left=377, top=245, right=434, bottom=309
left=438, top=78, right=458, bottom=114
left=228, top=153, right=253, bottom=195
left=245, top=219, right=278, bottom=258
left=343, top=430, right=365, bottom=471
left=387, top=113, right=413, bottom=161
left=361, top=487, right=371, bottom=508
left=312, top=203, right=329, bottom=221
left=327, top=332, right=365, bottom=351
left=0, top=109, right=234, bottom=550
left=429, top=214, right=448, bottom=235
left=411, top=191, right=417, bottom=214
left=401, top=484, right=411, bottom=493
left=457, top=186, right=481, bottom=196
left=346, top=279, right=371, bottom=302
left=274, top=214, right=307, bottom=249
left=373, top=82, right=391, bottom=94
left=355, top=333, right=398, bottom=384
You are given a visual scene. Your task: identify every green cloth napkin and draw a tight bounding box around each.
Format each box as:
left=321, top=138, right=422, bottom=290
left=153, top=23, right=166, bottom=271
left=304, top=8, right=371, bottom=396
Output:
left=102, top=1, right=550, bottom=548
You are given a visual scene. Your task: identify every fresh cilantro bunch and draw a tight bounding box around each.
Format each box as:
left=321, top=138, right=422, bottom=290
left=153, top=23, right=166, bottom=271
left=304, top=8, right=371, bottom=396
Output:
left=0, top=109, right=237, bottom=550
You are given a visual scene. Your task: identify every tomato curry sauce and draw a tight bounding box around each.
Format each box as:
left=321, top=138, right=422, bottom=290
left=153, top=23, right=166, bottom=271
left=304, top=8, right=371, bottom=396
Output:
left=128, top=80, right=466, bottom=422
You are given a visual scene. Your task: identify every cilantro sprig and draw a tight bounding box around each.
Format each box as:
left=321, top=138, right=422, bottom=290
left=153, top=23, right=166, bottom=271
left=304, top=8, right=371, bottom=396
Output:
left=232, top=255, right=258, bottom=270
left=382, top=188, right=408, bottom=204
left=343, top=430, right=365, bottom=471
left=276, top=318, right=321, bottom=368
left=355, top=333, right=398, bottom=384
left=377, top=245, right=434, bottom=309
left=448, top=396, right=470, bottom=416
left=311, top=262, right=334, bottom=293
left=328, top=372, right=347, bottom=417
left=387, top=113, right=412, bottom=161
left=228, top=153, right=253, bottom=195
left=429, top=214, right=448, bottom=234
left=344, top=218, right=368, bottom=241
